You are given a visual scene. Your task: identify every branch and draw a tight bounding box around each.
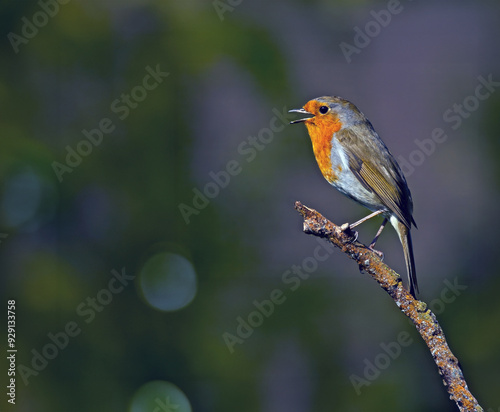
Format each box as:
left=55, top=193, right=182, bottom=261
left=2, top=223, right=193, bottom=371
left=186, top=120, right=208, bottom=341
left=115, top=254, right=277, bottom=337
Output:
left=294, top=201, right=482, bottom=412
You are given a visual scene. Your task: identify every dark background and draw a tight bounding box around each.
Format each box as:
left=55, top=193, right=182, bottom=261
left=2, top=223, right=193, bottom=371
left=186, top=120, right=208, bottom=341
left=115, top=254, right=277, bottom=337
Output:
left=1, top=1, right=500, bottom=411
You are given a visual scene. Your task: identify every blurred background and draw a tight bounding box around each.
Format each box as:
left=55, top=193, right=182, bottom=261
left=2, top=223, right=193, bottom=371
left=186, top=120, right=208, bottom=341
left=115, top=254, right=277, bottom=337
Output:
left=1, top=0, right=500, bottom=411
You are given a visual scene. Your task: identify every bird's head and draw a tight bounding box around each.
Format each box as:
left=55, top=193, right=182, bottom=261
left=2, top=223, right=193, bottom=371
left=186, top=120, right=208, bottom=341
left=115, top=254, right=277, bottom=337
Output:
left=289, top=96, right=365, bottom=183
left=289, top=96, right=364, bottom=129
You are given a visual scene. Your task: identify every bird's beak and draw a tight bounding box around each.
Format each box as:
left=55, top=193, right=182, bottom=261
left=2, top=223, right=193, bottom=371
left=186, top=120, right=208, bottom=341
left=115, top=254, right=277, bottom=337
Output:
left=289, top=108, right=314, bottom=124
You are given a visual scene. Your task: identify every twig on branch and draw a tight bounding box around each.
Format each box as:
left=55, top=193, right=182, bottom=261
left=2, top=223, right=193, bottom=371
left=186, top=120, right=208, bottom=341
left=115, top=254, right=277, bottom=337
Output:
left=294, top=201, right=482, bottom=412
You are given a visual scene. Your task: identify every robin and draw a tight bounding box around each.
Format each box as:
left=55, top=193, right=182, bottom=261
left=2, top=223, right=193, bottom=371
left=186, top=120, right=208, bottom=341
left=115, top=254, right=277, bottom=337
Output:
left=290, top=96, right=418, bottom=297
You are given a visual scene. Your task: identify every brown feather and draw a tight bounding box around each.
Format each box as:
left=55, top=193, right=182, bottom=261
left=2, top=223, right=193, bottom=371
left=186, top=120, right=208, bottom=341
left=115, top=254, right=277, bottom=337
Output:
left=336, top=126, right=414, bottom=229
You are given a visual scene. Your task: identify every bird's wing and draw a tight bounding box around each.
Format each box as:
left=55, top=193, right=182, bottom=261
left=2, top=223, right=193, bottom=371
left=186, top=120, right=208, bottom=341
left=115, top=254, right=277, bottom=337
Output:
left=336, top=125, right=414, bottom=228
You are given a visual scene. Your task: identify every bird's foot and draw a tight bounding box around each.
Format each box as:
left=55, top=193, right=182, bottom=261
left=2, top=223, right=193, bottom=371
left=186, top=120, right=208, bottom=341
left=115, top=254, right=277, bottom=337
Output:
left=340, top=222, right=358, bottom=243
left=368, top=245, right=384, bottom=260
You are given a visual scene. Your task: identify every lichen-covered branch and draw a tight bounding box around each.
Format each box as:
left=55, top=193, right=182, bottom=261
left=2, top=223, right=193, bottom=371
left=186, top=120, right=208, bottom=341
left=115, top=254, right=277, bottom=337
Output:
left=294, top=201, right=482, bottom=412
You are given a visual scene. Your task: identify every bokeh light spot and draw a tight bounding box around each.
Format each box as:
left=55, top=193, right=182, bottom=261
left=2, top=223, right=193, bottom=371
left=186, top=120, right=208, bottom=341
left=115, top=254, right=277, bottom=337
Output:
left=129, top=380, right=192, bottom=412
left=139, top=253, right=197, bottom=312
left=2, top=170, right=41, bottom=227
left=1, top=168, right=56, bottom=231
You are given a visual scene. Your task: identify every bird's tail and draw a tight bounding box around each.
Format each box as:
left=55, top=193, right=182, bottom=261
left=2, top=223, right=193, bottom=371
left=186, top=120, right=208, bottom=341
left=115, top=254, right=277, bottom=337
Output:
left=392, top=219, right=419, bottom=298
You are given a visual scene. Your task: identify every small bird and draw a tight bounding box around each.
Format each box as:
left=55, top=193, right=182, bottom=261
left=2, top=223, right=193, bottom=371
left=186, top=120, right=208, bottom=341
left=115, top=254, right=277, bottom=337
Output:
left=290, top=96, right=418, bottom=297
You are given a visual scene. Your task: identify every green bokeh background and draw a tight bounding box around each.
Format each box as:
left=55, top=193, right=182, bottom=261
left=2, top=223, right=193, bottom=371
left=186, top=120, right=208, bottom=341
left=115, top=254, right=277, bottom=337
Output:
left=1, top=1, right=500, bottom=411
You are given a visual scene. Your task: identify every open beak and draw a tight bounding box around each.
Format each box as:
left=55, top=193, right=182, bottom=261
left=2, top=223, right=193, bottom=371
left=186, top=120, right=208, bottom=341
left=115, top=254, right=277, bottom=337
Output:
left=289, top=108, right=314, bottom=124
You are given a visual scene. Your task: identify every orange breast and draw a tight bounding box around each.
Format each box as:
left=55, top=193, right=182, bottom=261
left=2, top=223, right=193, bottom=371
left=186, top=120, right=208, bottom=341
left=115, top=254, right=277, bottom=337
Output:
left=305, top=115, right=342, bottom=184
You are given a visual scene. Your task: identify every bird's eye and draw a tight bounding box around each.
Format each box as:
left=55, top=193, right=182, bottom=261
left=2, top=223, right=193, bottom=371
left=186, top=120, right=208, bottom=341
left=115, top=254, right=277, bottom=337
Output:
left=319, top=105, right=329, bottom=114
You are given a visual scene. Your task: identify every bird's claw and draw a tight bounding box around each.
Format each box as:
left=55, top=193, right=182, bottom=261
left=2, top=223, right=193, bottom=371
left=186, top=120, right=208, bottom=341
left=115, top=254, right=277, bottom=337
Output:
left=369, top=246, right=384, bottom=260
left=340, top=222, right=358, bottom=243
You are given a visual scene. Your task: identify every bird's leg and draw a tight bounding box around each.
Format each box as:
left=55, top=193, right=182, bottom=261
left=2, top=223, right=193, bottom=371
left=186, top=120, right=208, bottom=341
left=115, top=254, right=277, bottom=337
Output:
left=339, top=210, right=386, bottom=251
left=368, top=218, right=388, bottom=259
left=340, top=210, right=384, bottom=233
left=369, top=218, right=388, bottom=248
left=348, top=210, right=385, bottom=229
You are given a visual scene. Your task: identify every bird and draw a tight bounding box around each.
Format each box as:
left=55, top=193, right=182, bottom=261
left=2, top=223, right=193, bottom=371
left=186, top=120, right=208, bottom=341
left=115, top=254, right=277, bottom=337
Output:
left=289, top=96, right=418, bottom=297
